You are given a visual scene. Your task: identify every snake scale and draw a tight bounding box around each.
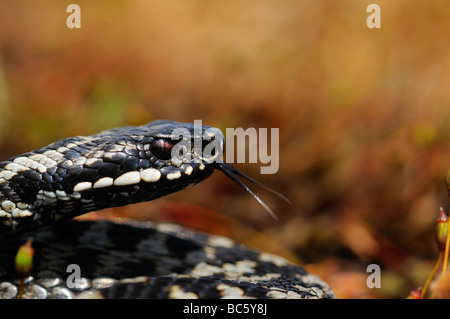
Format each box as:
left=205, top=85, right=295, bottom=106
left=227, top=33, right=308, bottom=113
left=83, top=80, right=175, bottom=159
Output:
left=0, top=120, right=335, bottom=299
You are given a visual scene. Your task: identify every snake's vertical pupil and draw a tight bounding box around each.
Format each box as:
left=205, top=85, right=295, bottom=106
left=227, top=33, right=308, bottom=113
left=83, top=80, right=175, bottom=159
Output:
left=150, top=139, right=174, bottom=160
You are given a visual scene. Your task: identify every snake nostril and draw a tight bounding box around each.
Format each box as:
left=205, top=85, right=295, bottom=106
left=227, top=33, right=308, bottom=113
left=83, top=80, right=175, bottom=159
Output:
left=150, top=139, right=174, bottom=160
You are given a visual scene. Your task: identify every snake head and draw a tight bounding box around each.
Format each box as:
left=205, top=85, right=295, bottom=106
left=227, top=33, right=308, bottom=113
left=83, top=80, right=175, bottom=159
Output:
left=135, top=120, right=224, bottom=179
left=131, top=120, right=289, bottom=220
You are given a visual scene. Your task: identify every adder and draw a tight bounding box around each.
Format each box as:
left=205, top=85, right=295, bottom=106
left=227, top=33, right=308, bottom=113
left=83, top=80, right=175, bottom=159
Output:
left=0, top=120, right=335, bottom=299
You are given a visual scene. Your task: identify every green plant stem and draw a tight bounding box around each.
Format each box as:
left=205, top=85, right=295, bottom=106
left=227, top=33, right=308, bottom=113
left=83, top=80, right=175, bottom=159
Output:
left=443, top=217, right=450, bottom=275
left=422, top=251, right=443, bottom=298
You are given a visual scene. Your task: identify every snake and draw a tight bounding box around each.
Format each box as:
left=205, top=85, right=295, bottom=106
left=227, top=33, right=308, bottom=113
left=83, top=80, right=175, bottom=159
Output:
left=0, top=120, right=335, bottom=299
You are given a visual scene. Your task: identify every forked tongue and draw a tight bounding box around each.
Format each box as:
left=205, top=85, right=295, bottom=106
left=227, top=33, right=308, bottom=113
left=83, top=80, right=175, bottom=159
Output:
left=216, top=162, right=291, bottom=221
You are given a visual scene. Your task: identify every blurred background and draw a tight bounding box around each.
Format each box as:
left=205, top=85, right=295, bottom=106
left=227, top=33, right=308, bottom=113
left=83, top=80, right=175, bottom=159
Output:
left=1, top=0, right=450, bottom=298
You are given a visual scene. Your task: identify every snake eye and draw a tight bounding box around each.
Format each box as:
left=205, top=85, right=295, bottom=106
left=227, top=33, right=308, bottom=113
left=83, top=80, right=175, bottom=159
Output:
left=202, top=140, right=217, bottom=158
left=150, top=139, right=174, bottom=160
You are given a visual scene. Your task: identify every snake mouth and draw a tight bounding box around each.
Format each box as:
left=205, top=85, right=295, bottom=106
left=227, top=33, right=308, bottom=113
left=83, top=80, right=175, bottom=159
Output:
left=215, top=162, right=290, bottom=221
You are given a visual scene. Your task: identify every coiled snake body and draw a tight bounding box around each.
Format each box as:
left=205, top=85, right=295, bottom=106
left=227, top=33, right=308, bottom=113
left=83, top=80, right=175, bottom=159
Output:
left=0, top=120, right=335, bottom=299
